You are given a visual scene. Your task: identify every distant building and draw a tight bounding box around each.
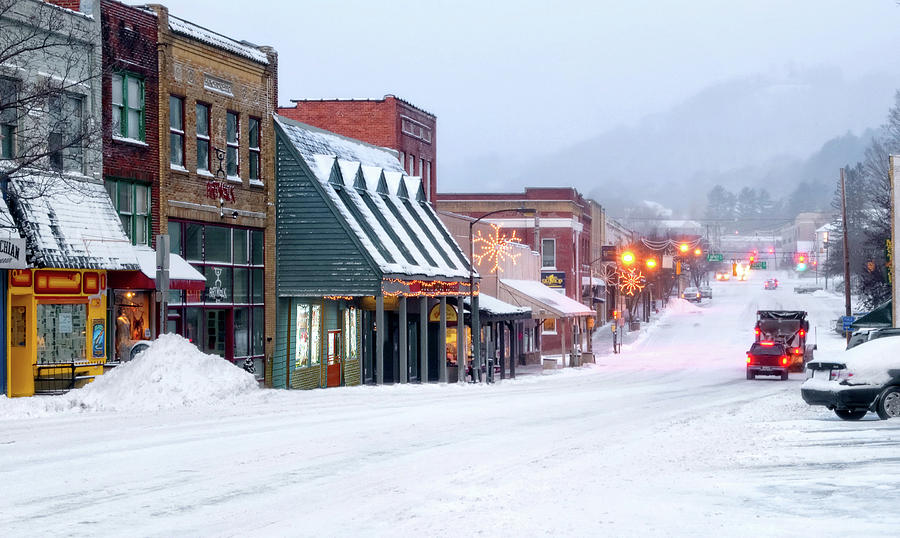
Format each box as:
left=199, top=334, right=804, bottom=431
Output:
left=278, top=95, right=437, bottom=202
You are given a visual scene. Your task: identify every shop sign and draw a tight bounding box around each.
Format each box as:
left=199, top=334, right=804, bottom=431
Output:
left=207, top=267, right=228, bottom=302
left=541, top=271, right=566, bottom=289
left=206, top=180, right=236, bottom=203
left=92, top=319, right=105, bottom=359
left=428, top=303, right=458, bottom=322
left=0, top=237, right=25, bottom=268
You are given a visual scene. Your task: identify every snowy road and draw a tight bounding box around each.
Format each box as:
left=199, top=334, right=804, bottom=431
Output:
left=2, top=273, right=899, bottom=536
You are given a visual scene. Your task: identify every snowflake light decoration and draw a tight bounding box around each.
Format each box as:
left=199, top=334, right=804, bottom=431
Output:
left=472, top=224, right=522, bottom=273
left=618, top=268, right=646, bottom=296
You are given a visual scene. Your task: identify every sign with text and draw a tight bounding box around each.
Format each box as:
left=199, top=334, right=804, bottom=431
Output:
left=706, top=253, right=724, bottom=262
left=751, top=261, right=767, bottom=270
left=0, top=237, right=26, bottom=269
left=541, top=271, right=566, bottom=289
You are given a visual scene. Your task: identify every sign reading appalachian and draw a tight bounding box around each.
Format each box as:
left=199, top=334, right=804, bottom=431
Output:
left=0, top=237, right=26, bottom=269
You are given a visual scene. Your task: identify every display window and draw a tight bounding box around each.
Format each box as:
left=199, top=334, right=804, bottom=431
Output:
left=167, top=220, right=265, bottom=378
left=294, top=303, right=322, bottom=369
left=112, top=290, right=152, bottom=361
left=343, top=307, right=360, bottom=360
left=37, top=303, right=87, bottom=364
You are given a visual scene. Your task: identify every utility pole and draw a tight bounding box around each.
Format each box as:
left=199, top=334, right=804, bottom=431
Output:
left=840, top=167, right=852, bottom=344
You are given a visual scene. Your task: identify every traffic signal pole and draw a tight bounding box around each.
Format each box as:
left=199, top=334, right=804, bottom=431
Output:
left=841, top=167, right=852, bottom=345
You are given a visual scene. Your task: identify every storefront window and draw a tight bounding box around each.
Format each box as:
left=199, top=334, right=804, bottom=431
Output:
left=252, top=268, right=263, bottom=303
left=543, top=318, right=557, bottom=334
left=311, top=304, right=321, bottom=366
left=233, top=268, right=249, bottom=304
left=344, top=307, right=359, bottom=359
left=169, top=221, right=182, bottom=254
left=251, top=229, right=263, bottom=265
left=295, top=304, right=310, bottom=368
left=234, top=307, right=249, bottom=357
left=185, top=223, right=202, bottom=261
left=252, top=307, right=264, bottom=356
left=112, top=290, right=151, bottom=361
left=184, top=307, right=202, bottom=348
left=36, top=303, right=87, bottom=364
left=205, top=265, right=232, bottom=304
left=205, top=226, right=232, bottom=263
left=233, top=229, right=248, bottom=265
left=205, top=309, right=227, bottom=356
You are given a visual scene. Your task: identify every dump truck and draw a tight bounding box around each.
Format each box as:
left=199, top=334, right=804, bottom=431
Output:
left=752, top=310, right=815, bottom=373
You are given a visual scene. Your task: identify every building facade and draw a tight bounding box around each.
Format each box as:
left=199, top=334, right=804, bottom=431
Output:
left=278, top=95, right=437, bottom=202
left=151, top=5, right=277, bottom=383
left=435, top=187, right=595, bottom=359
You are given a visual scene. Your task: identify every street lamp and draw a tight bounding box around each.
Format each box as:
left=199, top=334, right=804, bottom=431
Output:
left=469, top=207, right=535, bottom=383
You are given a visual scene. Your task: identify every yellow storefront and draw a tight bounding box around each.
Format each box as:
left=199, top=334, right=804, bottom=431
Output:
left=7, top=268, right=108, bottom=397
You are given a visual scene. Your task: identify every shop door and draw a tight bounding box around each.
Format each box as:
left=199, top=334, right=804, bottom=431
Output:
left=205, top=309, right=227, bottom=357
left=326, top=330, right=342, bottom=387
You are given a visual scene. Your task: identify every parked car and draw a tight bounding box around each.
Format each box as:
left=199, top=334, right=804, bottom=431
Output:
left=764, top=278, right=778, bottom=290
left=681, top=286, right=702, bottom=302
left=802, top=337, right=900, bottom=420
left=715, top=271, right=730, bottom=281
left=699, top=285, right=712, bottom=299
left=746, top=341, right=791, bottom=380
left=846, top=327, right=900, bottom=350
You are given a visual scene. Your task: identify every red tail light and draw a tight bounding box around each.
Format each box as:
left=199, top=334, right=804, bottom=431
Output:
left=760, top=341, right=774, bottom=346
left=792, top=347, right=802, bottom=355
left=781, top=356, right=789, bottom=365
left=746, top=353, right=752, bottom=364
left=799, top=330, right=806, bottom=337
left=754, top=328, right=760, bottom=336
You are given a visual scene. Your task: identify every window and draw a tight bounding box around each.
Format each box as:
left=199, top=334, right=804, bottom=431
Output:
left=407, top=154, right=414, bottom=175
left=294, top=303, right=322, bottom=368
left=248, top=116, right=260, bottom=182
left=344, top=307, right=359, bottom=360
left=169, top=95, right=184, bottom=167
left=196, top=103, right=210, bottom=173
left=543, top=318, right=557, bottom=335
left=106, top=180, right=151, bottom=245
left=0, top=77, right=17, bottom=159
left=226, top=111, right=239, bottom=178
left=111, top=73, right=144, bottom=140
left=542, top=238, right=556, bottom=268
left=49, top=94, right=83, bottom=172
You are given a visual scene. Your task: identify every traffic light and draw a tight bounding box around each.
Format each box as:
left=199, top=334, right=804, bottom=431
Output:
left=795, top=252, right=808, bottom=272
left=749, top=254, right=756, bottom=263
left=768, top=247, right=774, bottom=254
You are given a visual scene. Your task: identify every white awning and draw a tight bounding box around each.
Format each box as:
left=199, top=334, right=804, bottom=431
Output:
left=581, top=276, right=605, bottom=287
left=500, top=278, right=594, bottom=318
left=464, top=292, right=530, bottom=317
left=135, top=248, right=206, bottom=289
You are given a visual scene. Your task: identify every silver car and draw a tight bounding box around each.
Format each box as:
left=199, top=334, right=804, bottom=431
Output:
left=699, top=285, right=712, bottom=299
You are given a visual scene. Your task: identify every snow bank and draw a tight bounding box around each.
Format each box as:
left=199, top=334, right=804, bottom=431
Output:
left=0, top=334, right=259, bottom=419
left=666, top=297, right=703, bottom=314
left=812, top=289, right=832, bottom=298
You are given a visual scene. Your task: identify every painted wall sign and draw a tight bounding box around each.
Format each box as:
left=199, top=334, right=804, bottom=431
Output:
left=206, top=180, right=236, bottom=203
left=429, top=303, right=458, bottom=322
left=0, top=237, right=26, bottom=269
left=541, top=271, right=566, bottom=289
left=203, top=74, right=234, bottom=96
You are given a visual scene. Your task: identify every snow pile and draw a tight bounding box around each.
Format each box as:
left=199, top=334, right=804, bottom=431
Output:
left=666, top=297, right=703, bottom=314
left=812, top=289, right=832, bottom=298
left=0, top=334, right=259, bottom=419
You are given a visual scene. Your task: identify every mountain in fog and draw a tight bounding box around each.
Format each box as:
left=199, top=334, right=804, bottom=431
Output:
left=444, top=68, right=898, bottom=218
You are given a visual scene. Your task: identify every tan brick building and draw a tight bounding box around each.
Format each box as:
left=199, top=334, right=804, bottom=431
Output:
left=149, top=5, right=277, bottom=383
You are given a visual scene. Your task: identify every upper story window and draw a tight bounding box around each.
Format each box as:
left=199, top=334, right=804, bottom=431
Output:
left=49, top=94, right=83, bottom=173
left=0, top=77, right=17, bottom=159
left=248, top=116, right=260, bottom=182
left=196, top=102, right=210, bottom=173
left=542, top=238, right=556, bottom=268
left=169, top=95, right=184, bottom=168
left=226, top=111, right=239, bottom=178
left=106, top=179, right=151, bottom=246
left=111, top=73, right=144, bottom=141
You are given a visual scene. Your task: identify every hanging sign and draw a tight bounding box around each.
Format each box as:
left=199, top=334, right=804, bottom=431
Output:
left=0, top=237, right=26, bottom=269
left=541, top=271, right=566, bottom=289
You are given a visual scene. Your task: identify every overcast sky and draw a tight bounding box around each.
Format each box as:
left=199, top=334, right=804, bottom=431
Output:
left=150, top=0, right=900, bottom=189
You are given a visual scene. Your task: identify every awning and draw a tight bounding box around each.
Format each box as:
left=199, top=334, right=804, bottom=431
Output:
left=851, top=300, right=892, bottom=329
left=107, top=248, right=206, bottom=291
left=581, top=276, right=605, bottom=287
left=8, top=172, right=139, bottom=270
left=500, top=278, right=594, bottom=318
left=464, top=292, right=531, bottom=321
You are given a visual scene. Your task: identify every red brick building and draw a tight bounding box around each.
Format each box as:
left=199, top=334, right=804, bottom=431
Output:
left=278, top=95, right=437, bottom=201
left=100, top=0, right=160, bottom=248
left=436, top=187, right=595, bottom=357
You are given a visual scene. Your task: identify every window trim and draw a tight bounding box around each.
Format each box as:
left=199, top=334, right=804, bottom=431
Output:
left=49, top=93, right=84, bottom=173
left=0, top=76, right=18, bottom=160
left=195, top=102, right=211, bottom=173
left=226, top=110, right=240, bottom=180
left=111, top=72, right=145, bottom=141
left=248, top=116, right=261, bottom=182
left=107, top=179, right=152, bottom=246
left=542, top=238, right=556, bottom=269
left=169, top=95, right=185, bottom=168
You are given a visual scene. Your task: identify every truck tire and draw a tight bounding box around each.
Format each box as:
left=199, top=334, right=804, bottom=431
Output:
left=746, top=369, right=754, bottom=380
left=835, top=409, right=867, bottom=421
left=780, top=371, right=789, bottom=381
left=875, top=386, right=900, bottom=420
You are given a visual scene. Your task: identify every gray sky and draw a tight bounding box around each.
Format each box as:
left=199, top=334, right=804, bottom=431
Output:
left=151, top=0, right=900, bottom=190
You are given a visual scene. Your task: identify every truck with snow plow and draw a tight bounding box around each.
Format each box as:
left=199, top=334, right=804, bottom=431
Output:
left=747, top=310, right=816, bottom=379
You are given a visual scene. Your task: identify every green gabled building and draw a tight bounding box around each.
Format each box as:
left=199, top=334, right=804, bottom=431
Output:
left=273, top=116, right=474, bottom=389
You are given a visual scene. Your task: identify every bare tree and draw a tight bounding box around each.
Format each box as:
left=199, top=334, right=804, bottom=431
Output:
left=0, top=0, right=104, bottom=199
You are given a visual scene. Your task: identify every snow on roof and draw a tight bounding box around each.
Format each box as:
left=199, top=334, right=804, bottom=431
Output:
left=276, top=116, right=470, bottom=280
left=9, top=173, right=139, bottom=270
left=465, top=293, right=530, bottom=317
left=501, top=279, right=594, bottom=318
left=168, top=15, right=269, bottom=65
left=134, top=247, right=205, bottom=283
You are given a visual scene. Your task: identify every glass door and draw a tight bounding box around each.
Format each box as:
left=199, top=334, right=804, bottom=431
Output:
left=326, top=329, right=341, bottom=387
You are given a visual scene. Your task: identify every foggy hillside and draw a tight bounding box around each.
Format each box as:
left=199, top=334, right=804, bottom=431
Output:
left=444, top=68, right=898, bottom=218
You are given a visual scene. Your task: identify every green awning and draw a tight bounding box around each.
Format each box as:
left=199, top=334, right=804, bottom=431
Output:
left=851, top=300, right=892, bottom=329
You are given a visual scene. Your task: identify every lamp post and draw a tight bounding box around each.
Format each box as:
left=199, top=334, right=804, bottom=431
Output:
left=469, top=207, right=535, bottom=383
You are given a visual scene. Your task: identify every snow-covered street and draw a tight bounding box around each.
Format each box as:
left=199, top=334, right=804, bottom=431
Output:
left=2, top=273, right=898, bottom=537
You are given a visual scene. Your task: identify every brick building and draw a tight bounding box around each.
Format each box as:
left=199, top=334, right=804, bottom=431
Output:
left=278, top=95, right=437, bottom=202
left=435, top=187, right=595, bottom=358
left=149, top=5, right=277, bottom=383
